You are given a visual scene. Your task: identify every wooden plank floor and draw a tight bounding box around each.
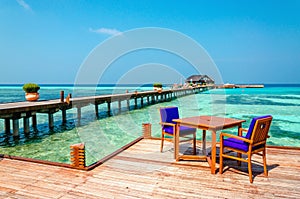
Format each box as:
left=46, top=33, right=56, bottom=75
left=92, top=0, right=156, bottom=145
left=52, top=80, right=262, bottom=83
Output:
left=0, top=139, right=299, bottom=198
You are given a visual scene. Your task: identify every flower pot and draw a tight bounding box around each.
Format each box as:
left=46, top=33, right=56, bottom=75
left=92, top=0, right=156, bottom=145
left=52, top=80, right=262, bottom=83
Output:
left=154, top=87, right=162, bottom=93
left=25, top=92, right=39, bottom=101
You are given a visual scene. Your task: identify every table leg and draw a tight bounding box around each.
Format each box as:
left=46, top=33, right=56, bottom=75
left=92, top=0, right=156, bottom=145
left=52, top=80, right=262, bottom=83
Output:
left=211, top=130, right=216, bottom=174
left=238, top=124, right=242, bottom=136
left=202, top=130, right=206, bottom=156
left=175, top=123, right=180, bottom=161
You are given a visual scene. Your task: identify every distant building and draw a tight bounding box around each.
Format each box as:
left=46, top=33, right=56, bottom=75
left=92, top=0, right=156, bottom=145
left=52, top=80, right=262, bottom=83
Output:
left=186, top=75, right=215, bottom=85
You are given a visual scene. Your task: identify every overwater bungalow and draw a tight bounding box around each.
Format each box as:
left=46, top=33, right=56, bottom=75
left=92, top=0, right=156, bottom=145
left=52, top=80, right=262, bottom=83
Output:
left=186, top=75, right=215, bottom=85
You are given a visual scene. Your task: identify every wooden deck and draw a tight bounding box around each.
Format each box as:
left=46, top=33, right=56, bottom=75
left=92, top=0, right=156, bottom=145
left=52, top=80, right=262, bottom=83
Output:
left=0, top=139, right=299, bottom=198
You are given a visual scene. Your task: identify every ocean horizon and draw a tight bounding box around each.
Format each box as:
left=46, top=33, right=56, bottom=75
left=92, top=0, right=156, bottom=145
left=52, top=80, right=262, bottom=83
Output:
left=1, top=83, right=300, bottom=86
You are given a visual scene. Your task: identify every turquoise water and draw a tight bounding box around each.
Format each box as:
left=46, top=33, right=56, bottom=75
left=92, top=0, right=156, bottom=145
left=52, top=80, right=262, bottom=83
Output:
left=0, top=84, right=299, bottom=165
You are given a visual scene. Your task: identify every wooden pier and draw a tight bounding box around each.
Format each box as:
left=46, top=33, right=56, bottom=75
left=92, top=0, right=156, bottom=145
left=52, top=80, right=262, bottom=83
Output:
left=0, top=86, right=209, bottom=136
left=216, top=84, right=264, bottom=89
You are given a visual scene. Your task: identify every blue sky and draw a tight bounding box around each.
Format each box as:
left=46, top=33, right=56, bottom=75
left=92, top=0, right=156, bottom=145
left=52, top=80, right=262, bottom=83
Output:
left=0, top=0, right=299, bottom=84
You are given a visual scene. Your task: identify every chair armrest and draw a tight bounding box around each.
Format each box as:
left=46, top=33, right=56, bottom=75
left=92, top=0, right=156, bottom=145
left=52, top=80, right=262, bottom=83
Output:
left=220, top=132, right=252, bottom=143
left=159, top=122, right=176, bottom=127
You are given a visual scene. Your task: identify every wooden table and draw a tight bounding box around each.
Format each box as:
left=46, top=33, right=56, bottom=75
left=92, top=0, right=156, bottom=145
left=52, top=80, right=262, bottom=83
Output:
left=173, top=116, right=245, bottom=174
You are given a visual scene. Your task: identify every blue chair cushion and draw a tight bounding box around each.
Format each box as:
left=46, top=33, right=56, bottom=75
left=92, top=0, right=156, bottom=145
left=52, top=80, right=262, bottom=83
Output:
left=223, top=137, right=249, bottom=152
left=163, top=126, right=196, bottom=135
left=223, top=137, right=265, bottom=152
left=245, top=115, right=272, bottom=139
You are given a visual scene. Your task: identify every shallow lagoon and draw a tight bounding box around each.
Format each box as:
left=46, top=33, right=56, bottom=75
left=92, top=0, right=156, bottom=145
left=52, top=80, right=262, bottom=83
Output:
left=0, top=85, right=299, bottom=165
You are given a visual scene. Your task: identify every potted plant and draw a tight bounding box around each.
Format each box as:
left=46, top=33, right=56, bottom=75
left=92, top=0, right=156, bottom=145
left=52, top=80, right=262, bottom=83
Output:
left=153, top=82, right=163, bottom=93
left=23, top=83, right=40, bottom=101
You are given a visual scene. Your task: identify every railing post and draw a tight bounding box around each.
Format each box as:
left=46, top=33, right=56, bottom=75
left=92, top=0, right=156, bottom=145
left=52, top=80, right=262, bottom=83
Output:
left=142, top=123, right=152, bottom=138
left=60, top=90, right=64, bottom=102
left=70, top=143, right=85, bottom=169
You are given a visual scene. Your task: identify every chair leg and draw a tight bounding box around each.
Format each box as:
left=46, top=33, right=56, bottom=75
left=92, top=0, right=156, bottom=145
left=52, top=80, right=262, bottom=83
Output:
left=263, top=149, right=268, bottom=177
left=219, top=144, right=224, bottom=174
left=160, top=132, right=164, bottom=152
left=193, top=132, right=196, bottom=155
left=248, top=155, right=253, bottom=183
left=237, top=153, right=242, bottom=166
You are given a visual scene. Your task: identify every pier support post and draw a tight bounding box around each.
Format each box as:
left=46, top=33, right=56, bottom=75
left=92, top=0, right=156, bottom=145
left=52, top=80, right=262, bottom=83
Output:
left=127, top=99, right=130, bottom=110
left=4, top=118, right=10, bottom=134
left=12, top=119, right=19, bottom=137
left=107, top=102, right=111, bottom=116
left=134, top=97, right=138, bottom=109
left=95, top=104, right=99, bottom=118
left=118, top=100, right=121, bottom=113
left=77, top=107, right=81, bottom=123
left=23, top=117, right=30, bottom=133
left=32, top=114, right=37, bottom=131
left=141, top=97, right=144, bottom=107
left=62, top=109, right=67, bottom=124
left=48, top=113, right=54, bottom=130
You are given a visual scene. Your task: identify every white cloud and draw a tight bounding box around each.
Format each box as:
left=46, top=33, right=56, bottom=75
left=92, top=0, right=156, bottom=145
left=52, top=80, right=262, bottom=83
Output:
left=16, top=0, right=32, bottom=11
left=89, top=28, right=122, bottom=36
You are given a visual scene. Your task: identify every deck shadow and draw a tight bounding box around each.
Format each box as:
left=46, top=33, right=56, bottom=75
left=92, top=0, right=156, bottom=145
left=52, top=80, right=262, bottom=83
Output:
left=178, top=144, right=280, bottom=179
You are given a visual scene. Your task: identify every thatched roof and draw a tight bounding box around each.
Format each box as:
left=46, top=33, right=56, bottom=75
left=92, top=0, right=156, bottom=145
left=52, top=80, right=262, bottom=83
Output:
left=186, top=75, right=214, bottom=84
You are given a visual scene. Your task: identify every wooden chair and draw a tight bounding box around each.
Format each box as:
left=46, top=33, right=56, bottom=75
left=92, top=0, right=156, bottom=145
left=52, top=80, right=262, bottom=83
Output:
left=219, top=115, right=273, bottom=183
left=159, top=107, right=197, bottom=157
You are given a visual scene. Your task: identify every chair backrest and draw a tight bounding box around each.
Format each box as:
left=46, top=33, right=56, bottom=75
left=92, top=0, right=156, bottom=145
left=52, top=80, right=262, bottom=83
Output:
left=246, top=115, right=272, bottom=144
left=159, top=107, right=179, bottom=124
